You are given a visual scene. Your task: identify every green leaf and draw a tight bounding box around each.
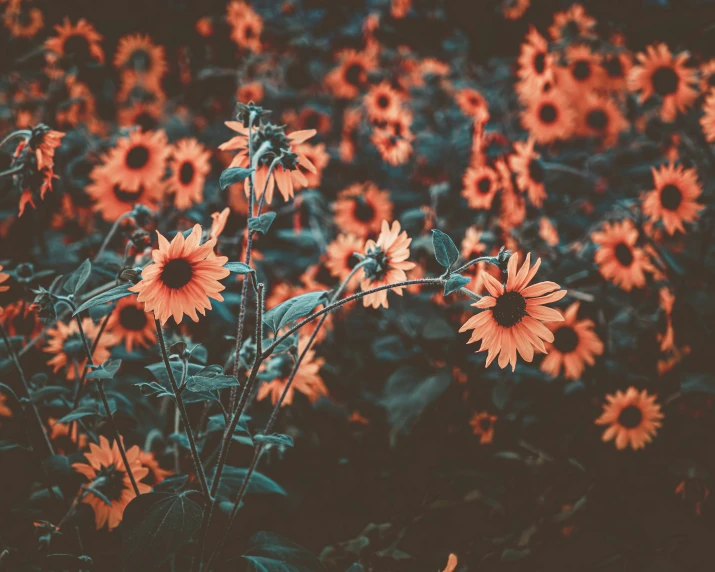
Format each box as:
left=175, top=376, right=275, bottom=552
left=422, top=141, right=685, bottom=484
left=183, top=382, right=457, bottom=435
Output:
left=85, top=359, right=122, bottom=381
left=248, top=212, right=277, bottom=235
left=0, top=382, right=19, bottom=403
left=63, top=259, right=92, bottom=295
left=144, top=362, right=219, bottom=404
left=211, top=466, right=286, bottom=500
left=243, top=532, right=326, bottom=572
left=220, top=167, right=254, bottom=190
left=122, top=492, right=203, bottom=571
left=254, top=433, right=294, bottom=448
left=185, top=365, right=240, bottom=392
left=225, top=262, right=254, bottom=274
left=431, top=229, right=459, bottom=269
left=55, top=403, right=104, bottom=424
left=42, top=455, right=72, bottom=480
left=263, top=291, right=328, bottom=333
left=73, top=284, right=132, bottom=316
left=443, top=274, right=471, bottom=296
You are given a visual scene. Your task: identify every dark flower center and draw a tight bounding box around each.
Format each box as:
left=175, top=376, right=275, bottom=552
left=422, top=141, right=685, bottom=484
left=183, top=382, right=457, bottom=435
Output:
left=618, top=405, right=643, bottom=429
left=345, top=253, right=359, bottom=270
left=492, top=291, right=527, bottom=328
left=63, top=34, right=91, bottom=61
left=603, top=56, right=624, bottom=78
left=345, top=63, right=364, bottom=86
left=477, top=177, right=492, bottom=194
left=572, top=60, right=591, bottom=81
left=533, top=52, right=546, bottom=74
left=528, top=159, right=545, bottom=183
left=135, top=112, right=158, bottom=132
left=651, top=66, right=679, bottom=96
left=125, top=145, right=150, bottom=170
left=119, top=305, right=148, bottom=331
left=62, top=334, right=86, bottom=361
left=161, top=258, right=193, bottom=289
left=353, top=198, right=375, bottom=222
left=377, top=95, right=389, bottom=108
left=539, top=103, right=558, bottom=124
left=179, top=161, right=195, bottom=185
left=553, top=326, right=579, bottom=353
left=95, top=464, right=127, bottom=502
left=586, top=109, right=609, bottom=131
left=614, top=242, right=634, bottom=267
left=113, top=184, right=143, bottom=203
left=659, top=184, right=682, bottom=211
left=244, top=25, right=255, bottom=39
left=129, top=49, right=151, bottom=71
left=563, top=20, right=581, bottom=40
left=479, top=418, right=492, bottom=431
left=709, top=74, right=715, bottom=87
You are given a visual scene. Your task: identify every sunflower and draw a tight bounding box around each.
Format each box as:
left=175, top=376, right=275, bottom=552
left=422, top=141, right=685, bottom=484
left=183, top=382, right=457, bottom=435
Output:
left=541, top=302, right=603, bottom=380
left=44, top=318, right=117, bottom=381
left=334, top=183, right=393, bottom=238
left=219, top=123, right=316, bottom=204
left=4, top=3, right=43, bottom=38
left=574, top=93, right=627, bottom=148
left=699, top=59, right=715, bottom=93
left=539, top=217, right=559, bottom=246
left=516, top=27, right=554, bottom=99
left=137, top=450, right=171, bottom=484
left=257, top=337, right=327, bottom=407
left=462, top=164, right=500, bottom=210
left=521, top=90, right=574, bottom=143
left=226, top=1, right=263, bottom=52
left=459, top=253, right=567, bottom=371
left=113, top=34, right=167, bottom=84
left=460, top=228, right=501, bottom=294
left=30, top=127, right=64, bottom=172
left=283, top=106, right=332, bottom=134
left=326, top=49, right=377, bottom=99
left=591, top=220, right=653, bottom=291
left=455, top=88, right=489, bottom=118
left=117, top=100, right=163, bottom=131
left=701, top=89, right=715, bottom=142
left=237, top=81, right=264, bottom=103
left=325, top=234, right=365, bottom=292
left=643, top=163, right=704, bottom=235
left=470, top=412, right=497, bottom=444
left=364, top=82, right=403, bottom=122
left=548, top=3, right=596, bottom=42
left=557, top=45, right=603, bottom=96
left=0, top=265, right=9, bottom=292
left=371, top=125, right=413, bottom=166
left=45, top=18, right=104, bottom=68
left=48, top=417, right=88, bottom=454
left=628, top=43, right=697, bottom=122
left=166, top=138, right=211, bottom=210
left=509, top=138, right=546, bottom=207
left=291, top=142, right=329, bottom=189
left=129, top=224, right=230, bottom=325
left=107, top=296, right=156, bottom=352
left=503, top=0, right=530, bottom=20
left=86, top=164, right=162, bottom=222
left=102, top=129, right=169, bottom=192
left=0, top=300, right=42, bottom=338
left=210, top=208, right=230, bottom=241
left=360, top=220, right=416, bottom=309
left=601, top=51, right=632, bottom=93
left=72, top=436, right=151, bottom=530
left=56, top=81, right=97, bottom=128
left=595, top=387, right=663, bottom=451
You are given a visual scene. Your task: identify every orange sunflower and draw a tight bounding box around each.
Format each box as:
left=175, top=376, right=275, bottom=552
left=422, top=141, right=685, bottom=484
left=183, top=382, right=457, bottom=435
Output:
left=326, top=49, right=377, bottom=99
left=72, top=436, right=151, bottom=530
left=237, top=81, right=264, bottom=103
left=44, top=18, right=104, bottom=69
left=257, top=337, right=327, bottom=407
left=601, top=51, right=632, bottom=93
left=360, top=220, right=416, bottom=309
left=325, top=234, right=365, bottom=292
left=0, top=265, right=9, bottom=292
left=291, top=142, right=329, bottom=189
left=628, top=43, right=697, bottom=122
left=462, top=164, right=500, bottom=210
left=167, top=138, right=211, bottom=210
left=591, top=220, right=653, bottom=292
left=226, top=1, right=263, bottom=52
left=44, top=318, right=117, bottom=381
left=470, top=412, right=497, bottom=444
left=334, top=183, right=393, bottom=238
left=701, top=89, right=715, bottom=142
left=129, top=224, right=230, bottom=325
left=548, top=3, right=596, bottom=42
left=455, top=88, right=489, bottom=118
left=574, top=93, right=627, bottom=148
left=210, top=208, right=230, bottom=241
left=459, top=253, right=567, bottom=371
left=557, top=45, right=603, bottom=96
left=48, top=417, right=88, bottom=454
left=643, top=163, right=704, bottom=235
left=117, top=100, right=163, bottom=131
left=595, top=387, right=663, bottom=451
left=114, top=34, right=167, bottom=83
left=137, top=450, right=171, bottom=484
left=521, top=90, right=574, bottom=143
left=364, top=82, right=403, bottom=122
left=371, top=124, right=413, bottom=166
left=86, top=164, right=163, bottom=222
left=509, top=138, right=546, bottom=207
left=31, top=127, right=64, bottom=172
left=460, top=228, right=501, bottom=294
left=516, top=27, right=554, bottom=99
left=107, top=296, right=156, bottom=352
left=3, top=1, right=43, bottom=38
left=102, top=129, right=169, bottom=192
left=541, top=302, right=603, bottom=380
left=503, top=0, right=530, bottom=20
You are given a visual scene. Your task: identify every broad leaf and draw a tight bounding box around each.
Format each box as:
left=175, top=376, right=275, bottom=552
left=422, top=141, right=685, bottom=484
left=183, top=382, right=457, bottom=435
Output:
left=73, top=284, right=132, bottom=316
left=248, top=212, right=277, bottom=234
left=122, top=492, right=203, bottom=570
left=211, top=466, right=286, bottom=500
left=263, top=291, right=328, bottom=333
left=63, top=259, right=92, bottom=295
left=254, top=433, right=294, bottom=448
left=85, top=359, right=122, bottom=381
left=186, top=364, right=240, bottom=392
left=220, top=167, right=254, bottom=190
left=55, top=403, right=104, bottom=424
left=225, top=261, right=254, bottom=274
left=443, top=274, right=471, bottom=296
left=243, top=532, right=326, bottom=572
left=144, top=362, right=219, bottom=404
left=431, top=229, right=459, bottom=269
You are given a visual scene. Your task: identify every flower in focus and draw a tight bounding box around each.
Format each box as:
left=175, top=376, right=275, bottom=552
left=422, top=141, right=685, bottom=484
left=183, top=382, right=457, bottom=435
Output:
left=643, top=163, right=703, bottom=235
left=360, top=220, right=416, bottom=309
left=541, top=302, right=603, bottom=380
left=595, top=387, right=663, bottom=450
left=107, top=296, right=156, bottom=352
left=44, top=318, right=117, bottom=381
left=459, top=253, right=567, bottom=371
left=130, top=224, right=230, bottom=325
left=72, top=436, right=151, bottom=530
left=591, top=220, right=653, bottom=291
left=628, top=43, right=697, bottom=122
left=470, top=412, right=497, bottom=444
left=167, top=138, right=211, bottom=210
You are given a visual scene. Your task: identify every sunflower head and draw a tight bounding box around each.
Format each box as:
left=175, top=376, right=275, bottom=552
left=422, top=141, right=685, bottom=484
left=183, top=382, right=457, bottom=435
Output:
left=235, top=100, right=270, bottom=127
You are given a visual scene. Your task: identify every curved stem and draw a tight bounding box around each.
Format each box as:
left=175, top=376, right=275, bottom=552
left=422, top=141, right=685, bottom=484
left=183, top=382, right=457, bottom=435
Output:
left=0, top=164, right=23, bottom=179
left=453, top=255, right=499, bottom=276
left=94, top=211, right=133, bottom=262
left=0, top=129, right=31, bottom=150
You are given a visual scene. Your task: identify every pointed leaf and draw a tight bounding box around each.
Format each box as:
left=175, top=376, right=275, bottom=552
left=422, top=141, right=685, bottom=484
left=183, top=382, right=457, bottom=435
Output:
left=220, top=167, right=254, bottom=190
left=253, top=433, right=294, bottom=448
left=443, top=274, right=471, bottom=296
left=263, top=291, right=328, bottom=333
left=73, top=284, right=133, bottom=316
left=185, top=365, right=240, bottom=392
left=63, top=259, right=92, bottom=295
left=225, top=262, right=254, bottom=274
left=243, top=532, right=326, bottom=572
left=431, top=229, right=459, bottom=268
left=248, top=212, right=277, bottom=235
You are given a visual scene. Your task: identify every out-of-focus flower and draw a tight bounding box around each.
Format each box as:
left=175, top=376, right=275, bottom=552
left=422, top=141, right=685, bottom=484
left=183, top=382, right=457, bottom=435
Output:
left=596, top=387, right=663, bottom=450
left=106, top=296, right=156, bottom=352
left=44, top=318, right=118, bottom=381
left=591, top=220, right=654, bottom=291
left=643, top=163, right=704, bottom=235
left=334, top=183, right=393, bottom=238
left=470, top=412, right=497, bottom=444
left=167, top=138, right=211, bottom=210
